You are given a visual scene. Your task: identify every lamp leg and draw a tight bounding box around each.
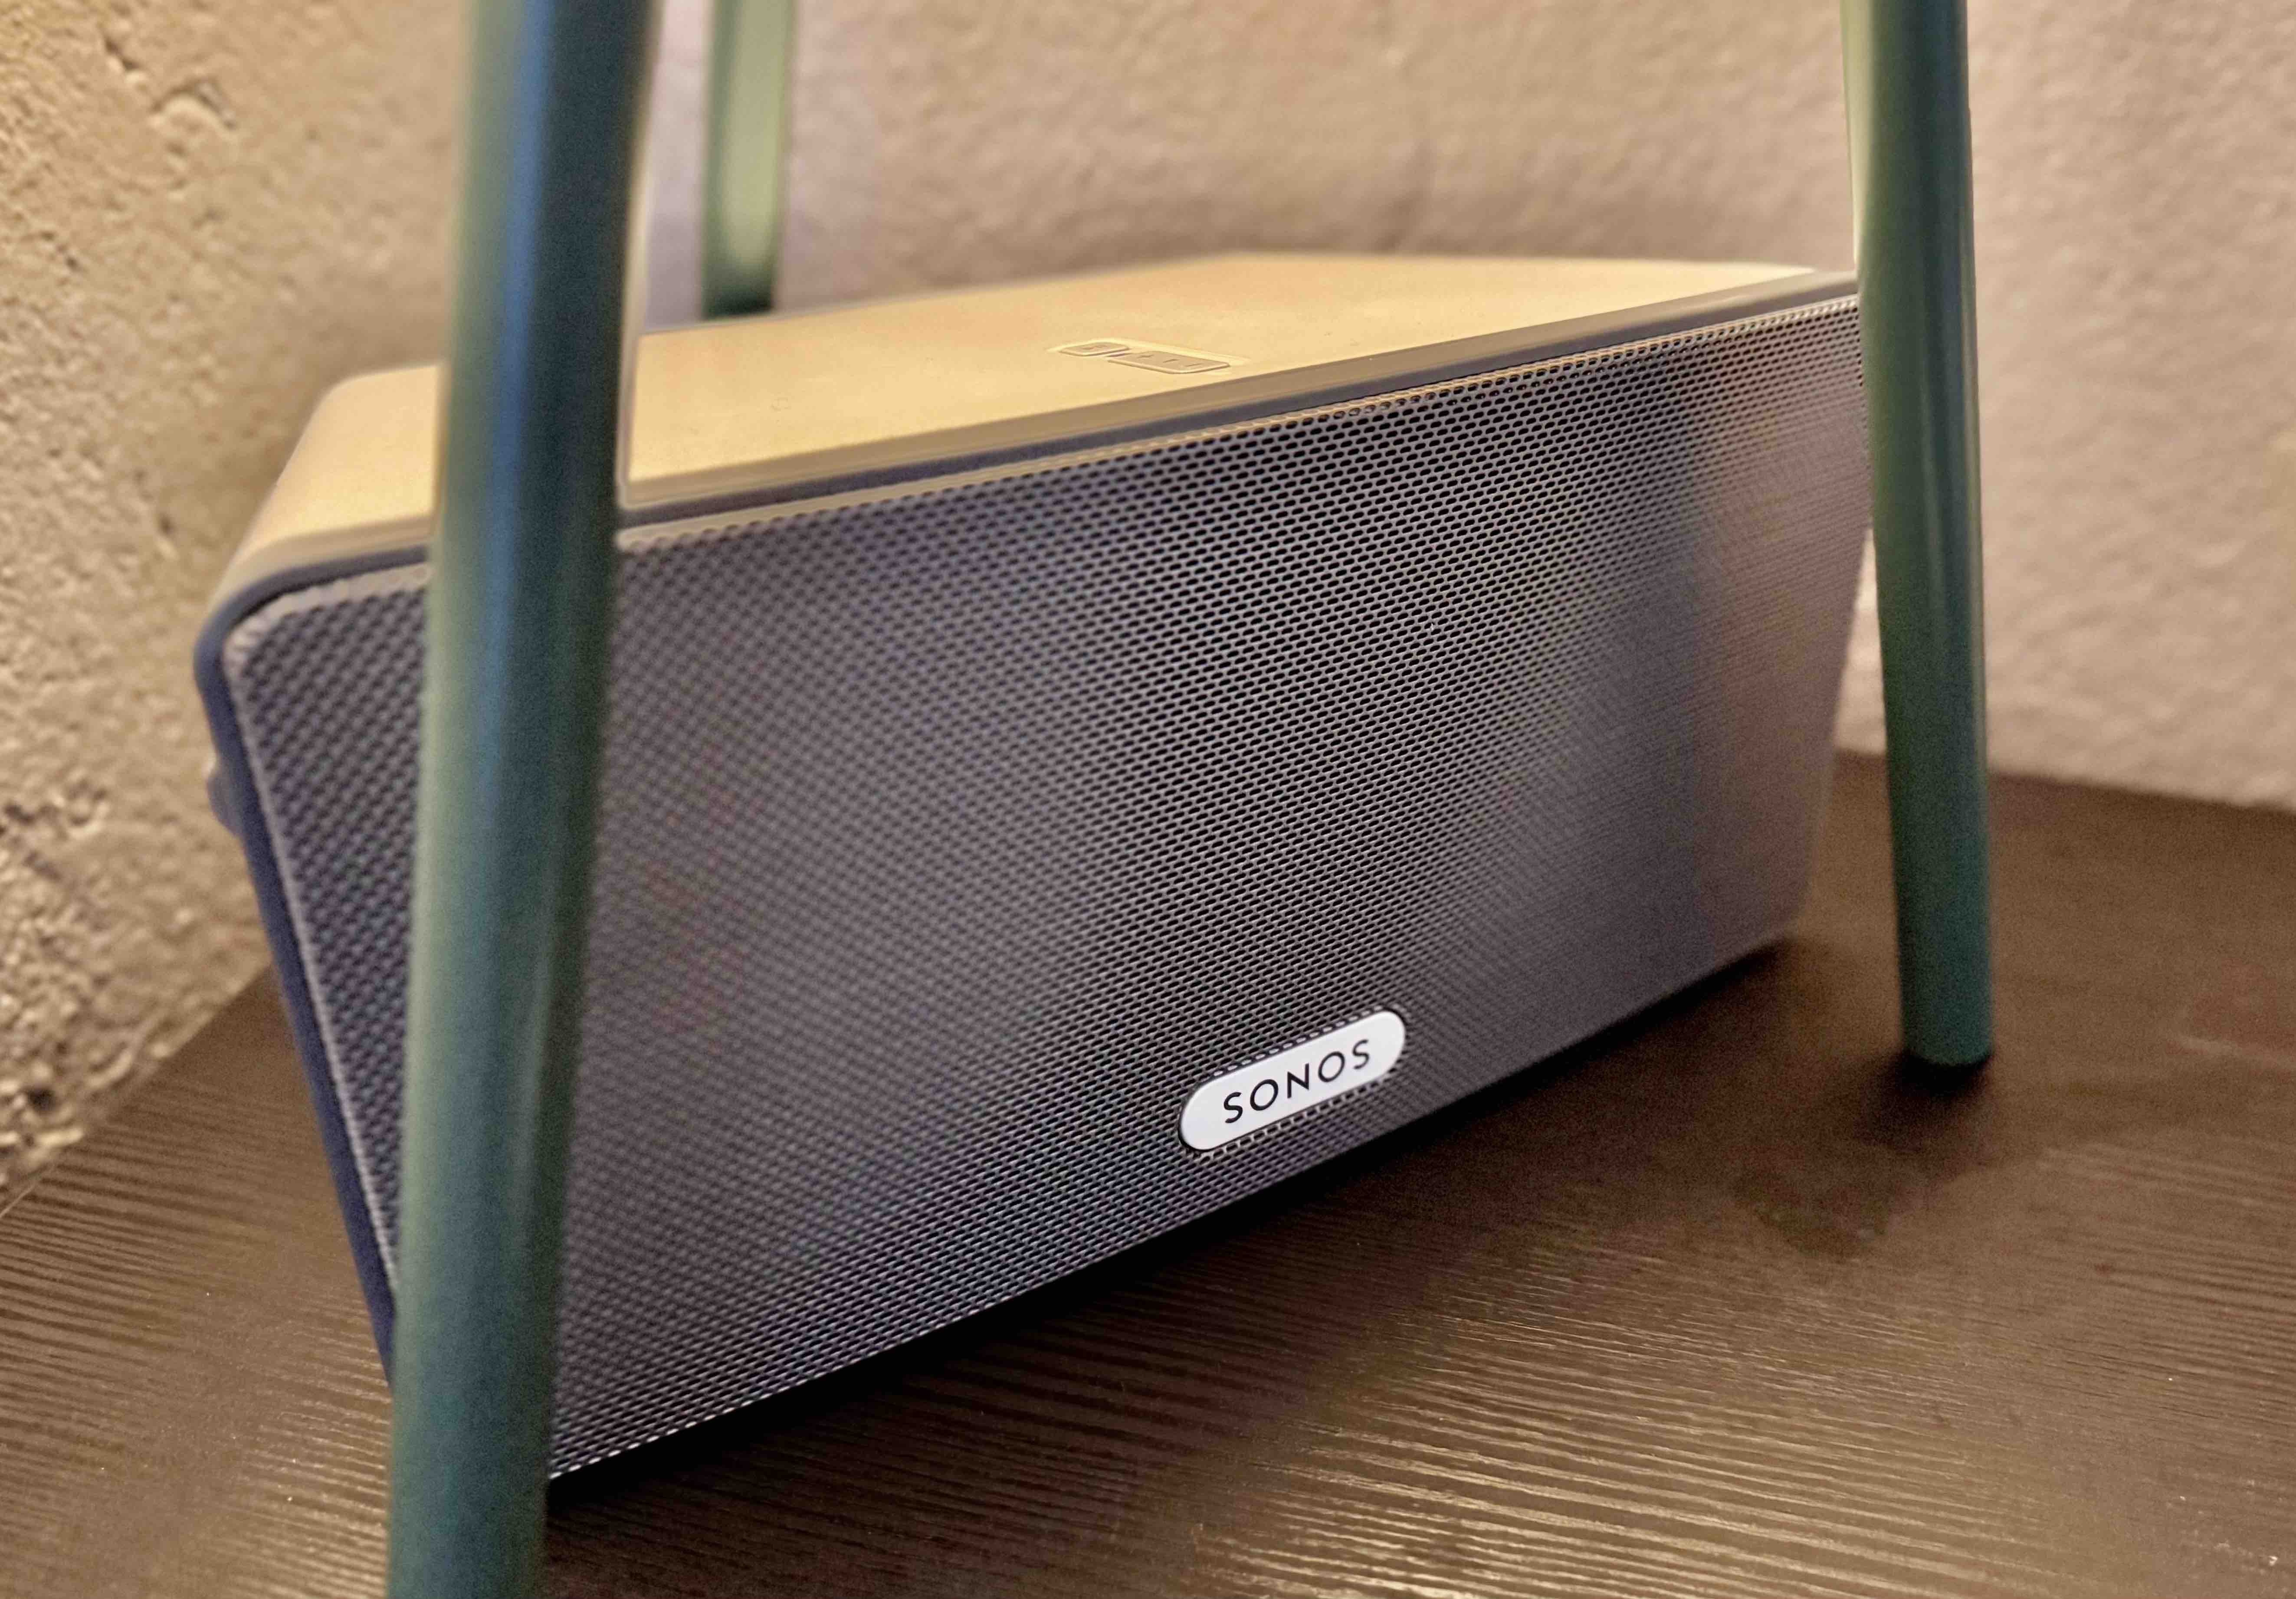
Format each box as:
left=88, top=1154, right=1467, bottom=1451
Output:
left=385, top=2, right=656, bottom=1595
left=1841, top=0, right=1995, bottom=1069
left=702, top=0, right=797, bottom=317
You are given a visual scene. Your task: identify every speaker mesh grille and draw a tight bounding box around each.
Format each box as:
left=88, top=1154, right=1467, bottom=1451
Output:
left=223, top=298, right=1867, bottom=1471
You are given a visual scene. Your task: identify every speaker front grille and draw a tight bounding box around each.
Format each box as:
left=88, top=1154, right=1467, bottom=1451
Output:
left=223, top=298, right=1868, bottom=1471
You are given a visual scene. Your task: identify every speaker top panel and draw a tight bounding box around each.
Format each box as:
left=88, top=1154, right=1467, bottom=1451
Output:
left=214, top=254, right=1846, bottom=613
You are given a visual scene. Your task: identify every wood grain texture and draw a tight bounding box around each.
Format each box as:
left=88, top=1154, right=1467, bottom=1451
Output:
left=0, top=983, right=392, bottom=1597
left=3, top=755, right=2293, bottom=1598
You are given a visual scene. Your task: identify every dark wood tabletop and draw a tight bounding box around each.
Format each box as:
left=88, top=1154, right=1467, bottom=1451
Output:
left=4, top=755, right=2293, bottom=1599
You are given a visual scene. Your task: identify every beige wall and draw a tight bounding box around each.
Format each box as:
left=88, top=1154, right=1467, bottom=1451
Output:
left=6, top=0, right=2291, bottom=1186
left=0, top=0, right=458, bottom=1186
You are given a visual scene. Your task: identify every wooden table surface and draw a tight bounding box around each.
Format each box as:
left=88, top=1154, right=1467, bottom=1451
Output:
left=4, top=755, right=2293, bottom=1599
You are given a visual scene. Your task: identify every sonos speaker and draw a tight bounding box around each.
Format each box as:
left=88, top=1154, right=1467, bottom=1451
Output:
left=197, top=253, right=1869, bottom=1473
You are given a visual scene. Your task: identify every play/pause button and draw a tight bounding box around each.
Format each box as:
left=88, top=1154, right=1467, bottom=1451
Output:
left=1109, top=348, right=1229, bottom=376
left=1053, top=339, right=1232, bottom=376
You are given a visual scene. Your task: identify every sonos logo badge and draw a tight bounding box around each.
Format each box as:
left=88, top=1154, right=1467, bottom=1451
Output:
left=1180, top=1011, right=1406, bottom=1152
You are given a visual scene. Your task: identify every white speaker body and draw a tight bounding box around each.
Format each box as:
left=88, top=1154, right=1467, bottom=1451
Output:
left=198, top=254, right=1868, bottom=1472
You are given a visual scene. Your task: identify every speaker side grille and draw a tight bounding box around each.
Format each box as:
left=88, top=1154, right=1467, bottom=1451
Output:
left=223, top=298, right=1868, bottom=1471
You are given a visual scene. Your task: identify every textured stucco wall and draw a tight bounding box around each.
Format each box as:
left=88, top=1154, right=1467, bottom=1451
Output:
left=7, top=0, right=2292, bottom=1185
left=0, top=0, right=457, bottom=1187
left=1835, top=3, right=2296, bottom=806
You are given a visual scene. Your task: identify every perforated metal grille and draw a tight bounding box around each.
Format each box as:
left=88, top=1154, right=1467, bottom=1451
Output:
left=223, top=298, right=1867, bottom=1472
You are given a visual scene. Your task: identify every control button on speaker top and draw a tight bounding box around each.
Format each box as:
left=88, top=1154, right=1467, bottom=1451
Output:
left=1110, top=348, right=1229, bottom=376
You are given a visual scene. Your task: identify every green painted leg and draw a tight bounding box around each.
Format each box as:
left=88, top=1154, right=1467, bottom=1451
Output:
left=384, top=2, right=654, bottom=1596
left=702, top=0, right=797, bottom=316
left=1841, top=0, right=1994, bottom=1069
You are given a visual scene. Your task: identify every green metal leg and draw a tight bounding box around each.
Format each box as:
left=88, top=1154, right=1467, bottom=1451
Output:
left=1841, top=0, right=1994, bottom=1068
left=702, top=0, right=797, bottom=316
left=385, top=2, right=654, bottom=1596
